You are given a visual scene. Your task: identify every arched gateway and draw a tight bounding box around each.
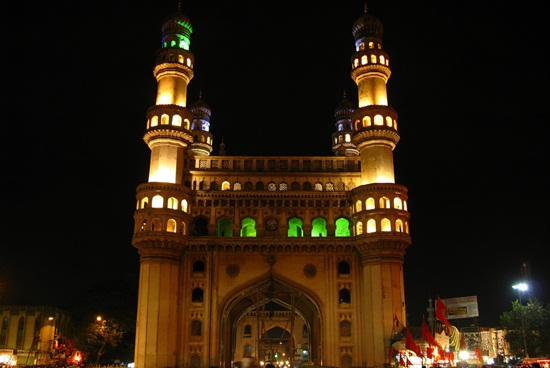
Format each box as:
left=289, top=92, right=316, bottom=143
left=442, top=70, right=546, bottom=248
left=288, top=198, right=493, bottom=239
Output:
left=220, top=272, right=323, bottom=368
left=132, top=4, right=412, bottom=368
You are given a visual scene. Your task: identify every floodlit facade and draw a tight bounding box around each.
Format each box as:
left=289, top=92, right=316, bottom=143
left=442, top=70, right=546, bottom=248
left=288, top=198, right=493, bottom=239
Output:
left=132, top=5, right=411, bottom=368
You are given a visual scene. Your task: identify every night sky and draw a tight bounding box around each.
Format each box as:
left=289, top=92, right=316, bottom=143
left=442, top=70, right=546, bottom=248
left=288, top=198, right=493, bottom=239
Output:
left=4, top=1, right=549, bottom=327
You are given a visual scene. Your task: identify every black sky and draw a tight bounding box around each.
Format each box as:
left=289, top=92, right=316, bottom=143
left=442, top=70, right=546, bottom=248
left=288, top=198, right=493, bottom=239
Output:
left=4, top=1, right=550, bottom=327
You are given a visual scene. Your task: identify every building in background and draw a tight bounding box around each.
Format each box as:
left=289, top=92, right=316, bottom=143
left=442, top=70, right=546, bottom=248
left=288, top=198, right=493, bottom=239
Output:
left=132, top=5, right=411, bottom=368
left=0, top=305, right=83, bottom=366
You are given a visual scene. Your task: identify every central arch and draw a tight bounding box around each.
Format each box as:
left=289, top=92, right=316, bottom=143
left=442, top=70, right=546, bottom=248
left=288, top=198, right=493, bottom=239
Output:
left=220, top=273, right=324, bottom=368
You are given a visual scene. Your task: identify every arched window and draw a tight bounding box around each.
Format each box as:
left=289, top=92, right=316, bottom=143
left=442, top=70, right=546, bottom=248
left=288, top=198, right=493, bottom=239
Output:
left=325, top=182, right=334, bottom=191
left=386, top=116, right=393, bottom=127
left=366, top=197, right=375, bottom=210
left=243, top=325, right=252, bottom=337
left=179, top=222, right=185, bottom=234
left=341, top=356, right=352, bottom=368
left=221, top=181, right=230, bottom=191
left=361, top=55, right=368, bottom=65
left=370, top=54, right=377, bottom=63
left=0, top=316, right=8, bottom=347
left=374, top=114, right=384, bottom=125
left=151, top=115, right=158, bottom=127
left=140, top=197, right=149, bottom=209
left=314, top=182, right=323, bottom=191
left=345, top=134, right=351, bottom=142
left=161, top=114, right=170, bottom=125
left=168, top=197, right=178, bottom=210
left=152, top=195, right=164, bottom=208
left=172, top=115, right=182, bottom=127
left=279, top=182, right=288, bottom=191
left=381, top=218, right=391, bottom=232
left=355, top=200, right=362, bottom=212
left=255, top=182, right=264, bottom=191
left=193, top=260, right=205, bottom=273
left=192, top=288, right=204, bottom=303
left=267, top=182, right=276, bottom=191
left=190, top=355, right=201, bottom=368
left=182, top=199, right=189, bottom=212
left=396, top=219, right=404, bottom=232
left=335, top=218, right=350, bottom=237
left=288, top=217, right=303, bottom=237
left=379, top=197, right=390, bottom=208
left=210, top=181, right=218, bottom=190
left=16, top=316, right=24, bottom=349
left=338, top=261, right=350, bottom=276
left=356, top=221, right=363, bottom=235
left=184, top=119, right=190, bottom=130
left=394, top=197, right=403, bottom=210
left=367, top=219, right=376, bottom=233
left=244, top=182, right=253, bottom=190
left=192, top=217, right=209, bottom=236
left=191, top=320, right=202, bottom=336
left=362, top=116, right=371, bottom=126
left=340, top=320, right=351, bottom=337
left=303, top=182, right=312, bottom=191
left=311, top=218, right=327, bottom=237
left=167, top=219, right=177, bottom=233
left=217, top=217, right=233, bottom=236
left=241, top=218, right=257, bottom=237
left=339, top=289, right=351, bottom=304
left=244, top=344, right=252, bottom=358
left=152, top=218, right=162, bottom=231
left=234, top=182, right=242, bottom=191
left=291, top=181, right=300, bottom=190
left=380, top=55, right=385, bottom=65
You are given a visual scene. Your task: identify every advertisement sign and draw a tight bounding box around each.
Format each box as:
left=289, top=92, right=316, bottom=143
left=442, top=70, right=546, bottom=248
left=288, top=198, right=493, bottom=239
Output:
left=442, top=296, right=479, bottom=319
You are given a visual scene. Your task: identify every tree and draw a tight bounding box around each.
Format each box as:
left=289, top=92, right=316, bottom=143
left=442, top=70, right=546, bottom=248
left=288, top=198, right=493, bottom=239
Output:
left=88, top=316, right=124, bottom=366
left=500, top=298, right=550, bottom=357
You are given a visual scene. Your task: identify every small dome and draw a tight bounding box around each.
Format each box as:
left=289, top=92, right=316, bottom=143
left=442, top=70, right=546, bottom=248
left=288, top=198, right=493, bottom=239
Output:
left=334, top=94, right=355, bottom=119
left=352, top=10, right=383, bottom=39
left=190, top=95, right=212, bottom=120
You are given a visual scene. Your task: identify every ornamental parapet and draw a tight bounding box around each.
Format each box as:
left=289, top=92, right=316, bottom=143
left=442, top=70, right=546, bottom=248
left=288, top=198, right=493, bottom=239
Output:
left=189, top=156, right=361, bottom=172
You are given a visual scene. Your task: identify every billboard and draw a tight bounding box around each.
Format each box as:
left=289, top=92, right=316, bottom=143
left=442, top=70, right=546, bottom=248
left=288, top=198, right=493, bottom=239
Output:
left=442, top=296, right=479, bottom=319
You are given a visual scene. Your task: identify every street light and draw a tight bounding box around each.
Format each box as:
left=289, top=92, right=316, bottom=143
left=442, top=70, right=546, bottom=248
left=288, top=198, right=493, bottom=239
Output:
left=512, top=283, right=529, bottom=358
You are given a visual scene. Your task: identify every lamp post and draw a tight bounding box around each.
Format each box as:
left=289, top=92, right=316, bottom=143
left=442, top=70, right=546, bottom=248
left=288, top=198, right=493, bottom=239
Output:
left=512, top=283, right=529, bottom=358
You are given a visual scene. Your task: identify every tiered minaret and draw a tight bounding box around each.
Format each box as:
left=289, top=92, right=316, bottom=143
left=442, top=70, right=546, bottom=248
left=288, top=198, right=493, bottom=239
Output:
left=189, top=91, right=214, bottom=156
left=350, top=7, right=411, bottom=367
left=331, top=90, right=358, bottom=156
left=132, top=5, right=196, bottom=368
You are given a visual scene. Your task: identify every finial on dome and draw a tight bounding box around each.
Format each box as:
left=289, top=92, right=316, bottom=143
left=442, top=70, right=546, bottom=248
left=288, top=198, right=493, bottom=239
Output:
left=342, top=89, right=347, bottom=99
left=364, top=2, right=368, bottom=13
left=177, top=0, right=182, bottom=12
left=198, top=89, right=203, bottom=100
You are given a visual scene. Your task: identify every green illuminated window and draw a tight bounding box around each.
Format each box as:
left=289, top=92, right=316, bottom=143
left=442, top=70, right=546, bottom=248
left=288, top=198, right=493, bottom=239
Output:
left=240, top=218, right=257, bottom=237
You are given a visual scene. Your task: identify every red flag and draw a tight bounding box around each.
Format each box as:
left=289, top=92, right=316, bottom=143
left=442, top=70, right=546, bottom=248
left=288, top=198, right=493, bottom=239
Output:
left=406, top=357, right=413, bottom=366
left=388, top=347, right=395, bottom=365
left=474, top=346, right=483, bottom=362
left=422, top=317, right=440, bottom=348
left=399, top=355, right=405, bottom=367
left=405, top=327, right=423, bottom=358
left=436, top=296, right=452, bottom=327
left=426, top=347, right=434, bottom=359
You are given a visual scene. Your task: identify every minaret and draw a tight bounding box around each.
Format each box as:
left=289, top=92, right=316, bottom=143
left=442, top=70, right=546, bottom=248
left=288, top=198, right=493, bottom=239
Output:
left=331, top=90, right=358, bottom=156
left=132, top=5, right=195, bottom=368
left=350, top=6, right=411, bottom=367
left=144, top=3, right=194, bottom=184
left=189, top=91, right=214, bottom=156
left=351, top=6, right=399, bottom=185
